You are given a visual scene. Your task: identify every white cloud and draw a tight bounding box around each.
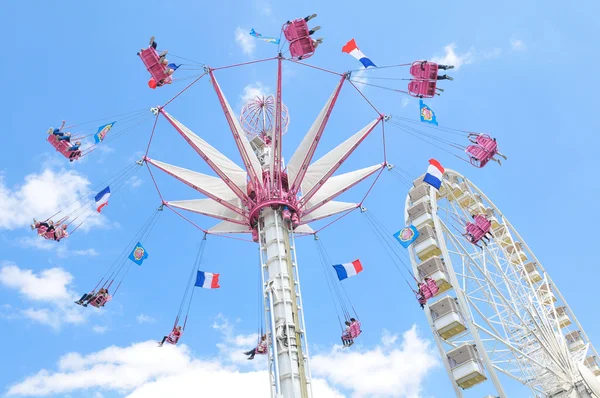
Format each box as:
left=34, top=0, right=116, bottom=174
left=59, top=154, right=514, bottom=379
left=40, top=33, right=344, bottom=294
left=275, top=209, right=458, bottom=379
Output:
left=127, top=176, right=143, bottom=189
left=71, top=248, right=99, bottom=257
left=312, top=325, right=439, bottom=397
left=92, top=325, right=108, bottom=334
left=0, top=263, right=87, bottom=330
left=0, top=168, right=105, bottom=231
left=235, top=27, right=255, bottom=56
left=401, top=98, right=410, bottom=108
left=510, top=37, right=526, bottom=51
left=0, top=341, right=333, bottom=397
left=431, top=43, right=474, bottom=70
left=0, top=264, right=73, bottom=301
left=5, top=324, right=437, bottom=397
left=16, top=237, right=99, bottom=258
left=136, top=314, right=155, bottom=324
left=240, top=81, right=271, bottom=105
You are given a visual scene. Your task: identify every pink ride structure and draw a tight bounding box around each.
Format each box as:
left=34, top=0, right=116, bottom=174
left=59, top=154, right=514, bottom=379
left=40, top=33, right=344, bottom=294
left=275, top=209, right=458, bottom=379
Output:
left=142, top=26, right=388, bottom=395
left=466, top=133, right=502, bottom=168
left=283, top=18, right=315, bottom=60
left=139, top=46, right=172, bottom=88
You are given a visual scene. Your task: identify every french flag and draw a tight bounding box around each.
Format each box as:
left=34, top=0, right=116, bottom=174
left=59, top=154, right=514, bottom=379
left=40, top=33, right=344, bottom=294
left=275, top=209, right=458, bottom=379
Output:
left=195, top=271, right=220, bottom=289
left=94, top=186, right=111, bottom=213
left=423, top=159, right=445, bottom=190
left=342, top=39, right=376, bottom=69
left=333, top=259, right=364, bottom=281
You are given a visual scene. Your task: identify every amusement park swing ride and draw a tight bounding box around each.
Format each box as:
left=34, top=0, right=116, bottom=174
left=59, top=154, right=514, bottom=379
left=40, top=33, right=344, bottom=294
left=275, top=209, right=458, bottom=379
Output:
left=38, top=15, right=600, bottom=398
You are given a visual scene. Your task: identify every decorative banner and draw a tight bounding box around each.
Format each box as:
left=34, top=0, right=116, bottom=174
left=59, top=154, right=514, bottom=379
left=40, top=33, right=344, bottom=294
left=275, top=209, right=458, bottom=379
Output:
left=394, top=225, right=419, bottom=248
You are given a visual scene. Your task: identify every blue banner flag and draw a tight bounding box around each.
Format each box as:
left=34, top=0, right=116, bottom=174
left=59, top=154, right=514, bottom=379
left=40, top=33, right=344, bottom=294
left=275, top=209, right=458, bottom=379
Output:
left=393, top=225, right=419, bottom=248
left=129, top=242, right=149, bottom=265
left=249, top=28, right=280, bottom=45
left=94, top=122, right=116, bottom=144
left=419, top=100, right=438, bottom=126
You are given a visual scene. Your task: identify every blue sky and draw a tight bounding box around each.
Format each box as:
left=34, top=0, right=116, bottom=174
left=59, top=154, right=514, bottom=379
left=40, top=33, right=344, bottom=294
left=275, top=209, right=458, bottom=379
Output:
left=1, top=1, right=599, bottom=397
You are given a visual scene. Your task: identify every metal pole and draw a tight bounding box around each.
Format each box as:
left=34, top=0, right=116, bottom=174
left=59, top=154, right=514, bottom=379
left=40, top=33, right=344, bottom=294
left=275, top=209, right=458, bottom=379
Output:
left=261, top=206, right=309, bottom=397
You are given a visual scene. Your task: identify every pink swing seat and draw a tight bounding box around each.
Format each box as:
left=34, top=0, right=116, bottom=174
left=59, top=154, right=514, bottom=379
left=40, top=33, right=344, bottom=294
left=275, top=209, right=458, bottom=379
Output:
left=408, top=79, right=437, bottom=98
left=255, top=342, right=268, bottom=354
left=47, top=135, right=82, bottom=161
left=410, top=61, right=439, bottom=80
left=283, top=19, right=310, bottom=42
left=465, top=145, right=492, bottom=168
left=471, top=134, right=498, bottom=153
left=349, top=321, right=362, bottom=338
left=289, top=37, right=315, bottom=60
left=465, top=222, right=487, bottom=244
left=139, top=47, right=173, bottom=86
left=473, top=215, right=492, bottom=234
left=89, top=294, right=112, bottom=308
left=420, top=282, right=433, bottom=299
left=426, top=277, right=439, bottom=296
left=166, top=330, right=182, bottom=345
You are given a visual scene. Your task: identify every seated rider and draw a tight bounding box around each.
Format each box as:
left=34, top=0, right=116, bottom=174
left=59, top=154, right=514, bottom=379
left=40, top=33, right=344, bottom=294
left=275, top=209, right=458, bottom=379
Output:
left=53, top=224, right=69, bottom=242
left=341, top=320, right=353, bottom=347
left=244, top=334, right=267, bottom=360
left=47, top=120, right=66, bottom=136
left=75, top=288, right=108, bottom=307
left=68, top=141, right=82, bottom=162
left=31, top=218, right=55, bottom=233
left=57, top=132, right=72, bottom=142
left=158, top=325, right=182, bottom=347
left=416, top=283, right=426, bottom=309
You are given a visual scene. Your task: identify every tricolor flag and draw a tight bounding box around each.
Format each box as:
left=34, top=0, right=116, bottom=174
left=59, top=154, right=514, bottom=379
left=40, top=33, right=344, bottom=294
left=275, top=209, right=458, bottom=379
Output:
left=333, top=259, right=363, bottom=281
left=423, top=159, right=445, bottom=190
left=94, top=122, right=116, bottom=144
left=393, top=225, right=419, bottom=248
left=94, top=186, right=111, bottom=213
left=342, top=39, right=376, bottom=69
left=419, top=100, right=438, bottom=126
left=128, top=242, right=149, bottom=265
left=195, top=271, right=220, bottom=289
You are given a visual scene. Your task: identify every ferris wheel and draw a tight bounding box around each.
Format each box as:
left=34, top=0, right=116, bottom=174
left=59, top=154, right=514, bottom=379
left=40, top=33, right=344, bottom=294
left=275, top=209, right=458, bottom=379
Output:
left=404, top=170, right=600, bottom=397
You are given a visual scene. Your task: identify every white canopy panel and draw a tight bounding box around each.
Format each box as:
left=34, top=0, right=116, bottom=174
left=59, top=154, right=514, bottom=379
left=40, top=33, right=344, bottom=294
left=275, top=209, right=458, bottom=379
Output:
left=161, top=110, right=248, bottom=192
left=300, top=201, right=358, bottom=223
left=167, top=198, right=246, bottom=223
left=300, top=118, right=380, bottom=199
left=147, top=158, right=242, bottom=208
left=294, top=224, right=315, bottom=235
left=303, top=163, right=382, bottom=210
left=208, top=220, right=251, bottom=234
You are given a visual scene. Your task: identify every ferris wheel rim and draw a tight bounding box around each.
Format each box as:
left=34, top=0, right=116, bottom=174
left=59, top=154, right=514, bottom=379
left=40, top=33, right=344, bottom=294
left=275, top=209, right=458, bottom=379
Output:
left=405, top=168, right=597, bottom=396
